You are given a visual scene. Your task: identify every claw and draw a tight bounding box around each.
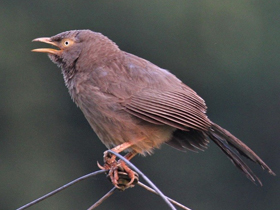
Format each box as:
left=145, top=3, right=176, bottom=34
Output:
left=98, top=150, right=139, bottom=190
left=97, top=161, right=105, bottom=170
left=119, top=160, right=136, bottom=186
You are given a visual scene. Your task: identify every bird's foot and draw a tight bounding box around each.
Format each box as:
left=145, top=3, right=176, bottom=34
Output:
left=98, top=151, right=139, bottom=191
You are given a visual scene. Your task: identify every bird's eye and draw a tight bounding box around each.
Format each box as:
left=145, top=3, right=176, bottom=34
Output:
left=64, top=41, right=69, bottom=46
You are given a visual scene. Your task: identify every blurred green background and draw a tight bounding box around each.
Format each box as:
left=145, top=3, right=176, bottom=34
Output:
left=1, top=0, right=279, bottom=209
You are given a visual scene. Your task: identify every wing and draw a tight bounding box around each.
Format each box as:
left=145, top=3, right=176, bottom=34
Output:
left=123, top=88, right=211, bottom=131
left=88, top=51, right=211, bottom=131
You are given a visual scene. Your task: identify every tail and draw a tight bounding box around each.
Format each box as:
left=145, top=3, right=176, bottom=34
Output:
left=208, top=123, right=275, bottom=185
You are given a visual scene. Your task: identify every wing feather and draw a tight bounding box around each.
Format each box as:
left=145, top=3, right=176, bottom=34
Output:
left=124, top=90, right=211, bottom=131
left=130, top=98, right=209, bottom=128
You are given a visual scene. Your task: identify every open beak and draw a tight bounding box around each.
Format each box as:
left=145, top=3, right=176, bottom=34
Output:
left=32, top=37, right=61, bottom=54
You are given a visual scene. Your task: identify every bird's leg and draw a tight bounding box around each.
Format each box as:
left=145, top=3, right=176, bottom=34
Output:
left=101, top=142, right=134, bottom=170
left=98, top=142, right=139, bottom=190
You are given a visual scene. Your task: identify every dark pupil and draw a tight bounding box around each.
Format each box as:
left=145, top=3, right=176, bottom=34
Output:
left=65, top=41, right=69, bottom=45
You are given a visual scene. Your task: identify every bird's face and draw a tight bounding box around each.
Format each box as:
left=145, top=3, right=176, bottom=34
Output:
left=32, top=36, right=75, bottom=55
left=32, top=30, right=84, bottom=69
left=33, top=30, right=120, bottom=74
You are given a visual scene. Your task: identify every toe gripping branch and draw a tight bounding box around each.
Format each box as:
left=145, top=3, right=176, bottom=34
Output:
left=98, top=151, right=139, bottom=191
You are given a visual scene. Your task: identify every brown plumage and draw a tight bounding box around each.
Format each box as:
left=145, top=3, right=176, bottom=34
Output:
left=32, top=29, right=275, bottom=185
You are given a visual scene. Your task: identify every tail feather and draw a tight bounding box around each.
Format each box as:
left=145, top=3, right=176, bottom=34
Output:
left=208, top=123, right=275, bottom=185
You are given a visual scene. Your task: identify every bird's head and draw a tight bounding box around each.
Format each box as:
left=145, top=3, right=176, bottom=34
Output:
left=32, top=30, right=90, bottom=70
left=32, top=30, right=120, bottom=76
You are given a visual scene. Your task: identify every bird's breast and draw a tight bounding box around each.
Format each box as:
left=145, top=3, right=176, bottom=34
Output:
left=66, top=72, right=175, bottom=154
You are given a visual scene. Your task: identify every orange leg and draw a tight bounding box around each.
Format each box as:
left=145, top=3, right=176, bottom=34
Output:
left=112, top=142, right=134, bottom=153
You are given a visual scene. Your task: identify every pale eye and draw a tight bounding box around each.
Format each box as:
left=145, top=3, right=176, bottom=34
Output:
left=64, top=41, right=70, bottom=46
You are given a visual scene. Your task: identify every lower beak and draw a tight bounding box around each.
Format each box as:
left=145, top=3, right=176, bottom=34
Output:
left=32, top=37, right=61, bottom=54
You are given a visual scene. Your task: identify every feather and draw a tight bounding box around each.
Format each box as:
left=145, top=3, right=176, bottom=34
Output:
left=124, top=90, right=211, bottom=131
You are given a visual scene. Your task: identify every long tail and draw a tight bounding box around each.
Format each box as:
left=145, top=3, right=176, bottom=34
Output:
left=208, top=123, right=275, bottom=185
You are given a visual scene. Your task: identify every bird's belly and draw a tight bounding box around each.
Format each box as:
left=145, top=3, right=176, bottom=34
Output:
left=80, top=101, right=174, bottom=154
left=69, top=82, right=175, bottom=155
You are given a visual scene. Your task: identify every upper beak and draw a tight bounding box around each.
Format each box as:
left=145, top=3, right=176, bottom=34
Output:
left=32, top=37, right=61, bottom=54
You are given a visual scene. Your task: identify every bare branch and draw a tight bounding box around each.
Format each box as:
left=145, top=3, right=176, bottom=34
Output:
left=87, top=187, right=117, bottom=210
left=138, top=182, right=192, bottom=210
left=108, top=150, right=177, bottom=210
left=17, top=152, right=192, bottom=210
left=16, top=170, right=106, bottom=210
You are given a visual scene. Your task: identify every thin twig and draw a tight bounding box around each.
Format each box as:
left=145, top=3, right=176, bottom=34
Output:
left=108, top=150, right=177, bottom=210
left=16, top=170, right=106, bottom=210
left=17, top=152, right=191, bottom=210
left=138, top=182, right=192, bottom=210
left=87, top=187, right=117, bottom=210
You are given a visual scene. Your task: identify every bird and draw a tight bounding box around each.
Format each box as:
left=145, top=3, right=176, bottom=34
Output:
left=32, top=29, right=275, bottom=188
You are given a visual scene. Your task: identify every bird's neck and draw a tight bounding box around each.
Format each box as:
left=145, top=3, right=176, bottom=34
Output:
left=62, top=65, right=77, bottom=86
